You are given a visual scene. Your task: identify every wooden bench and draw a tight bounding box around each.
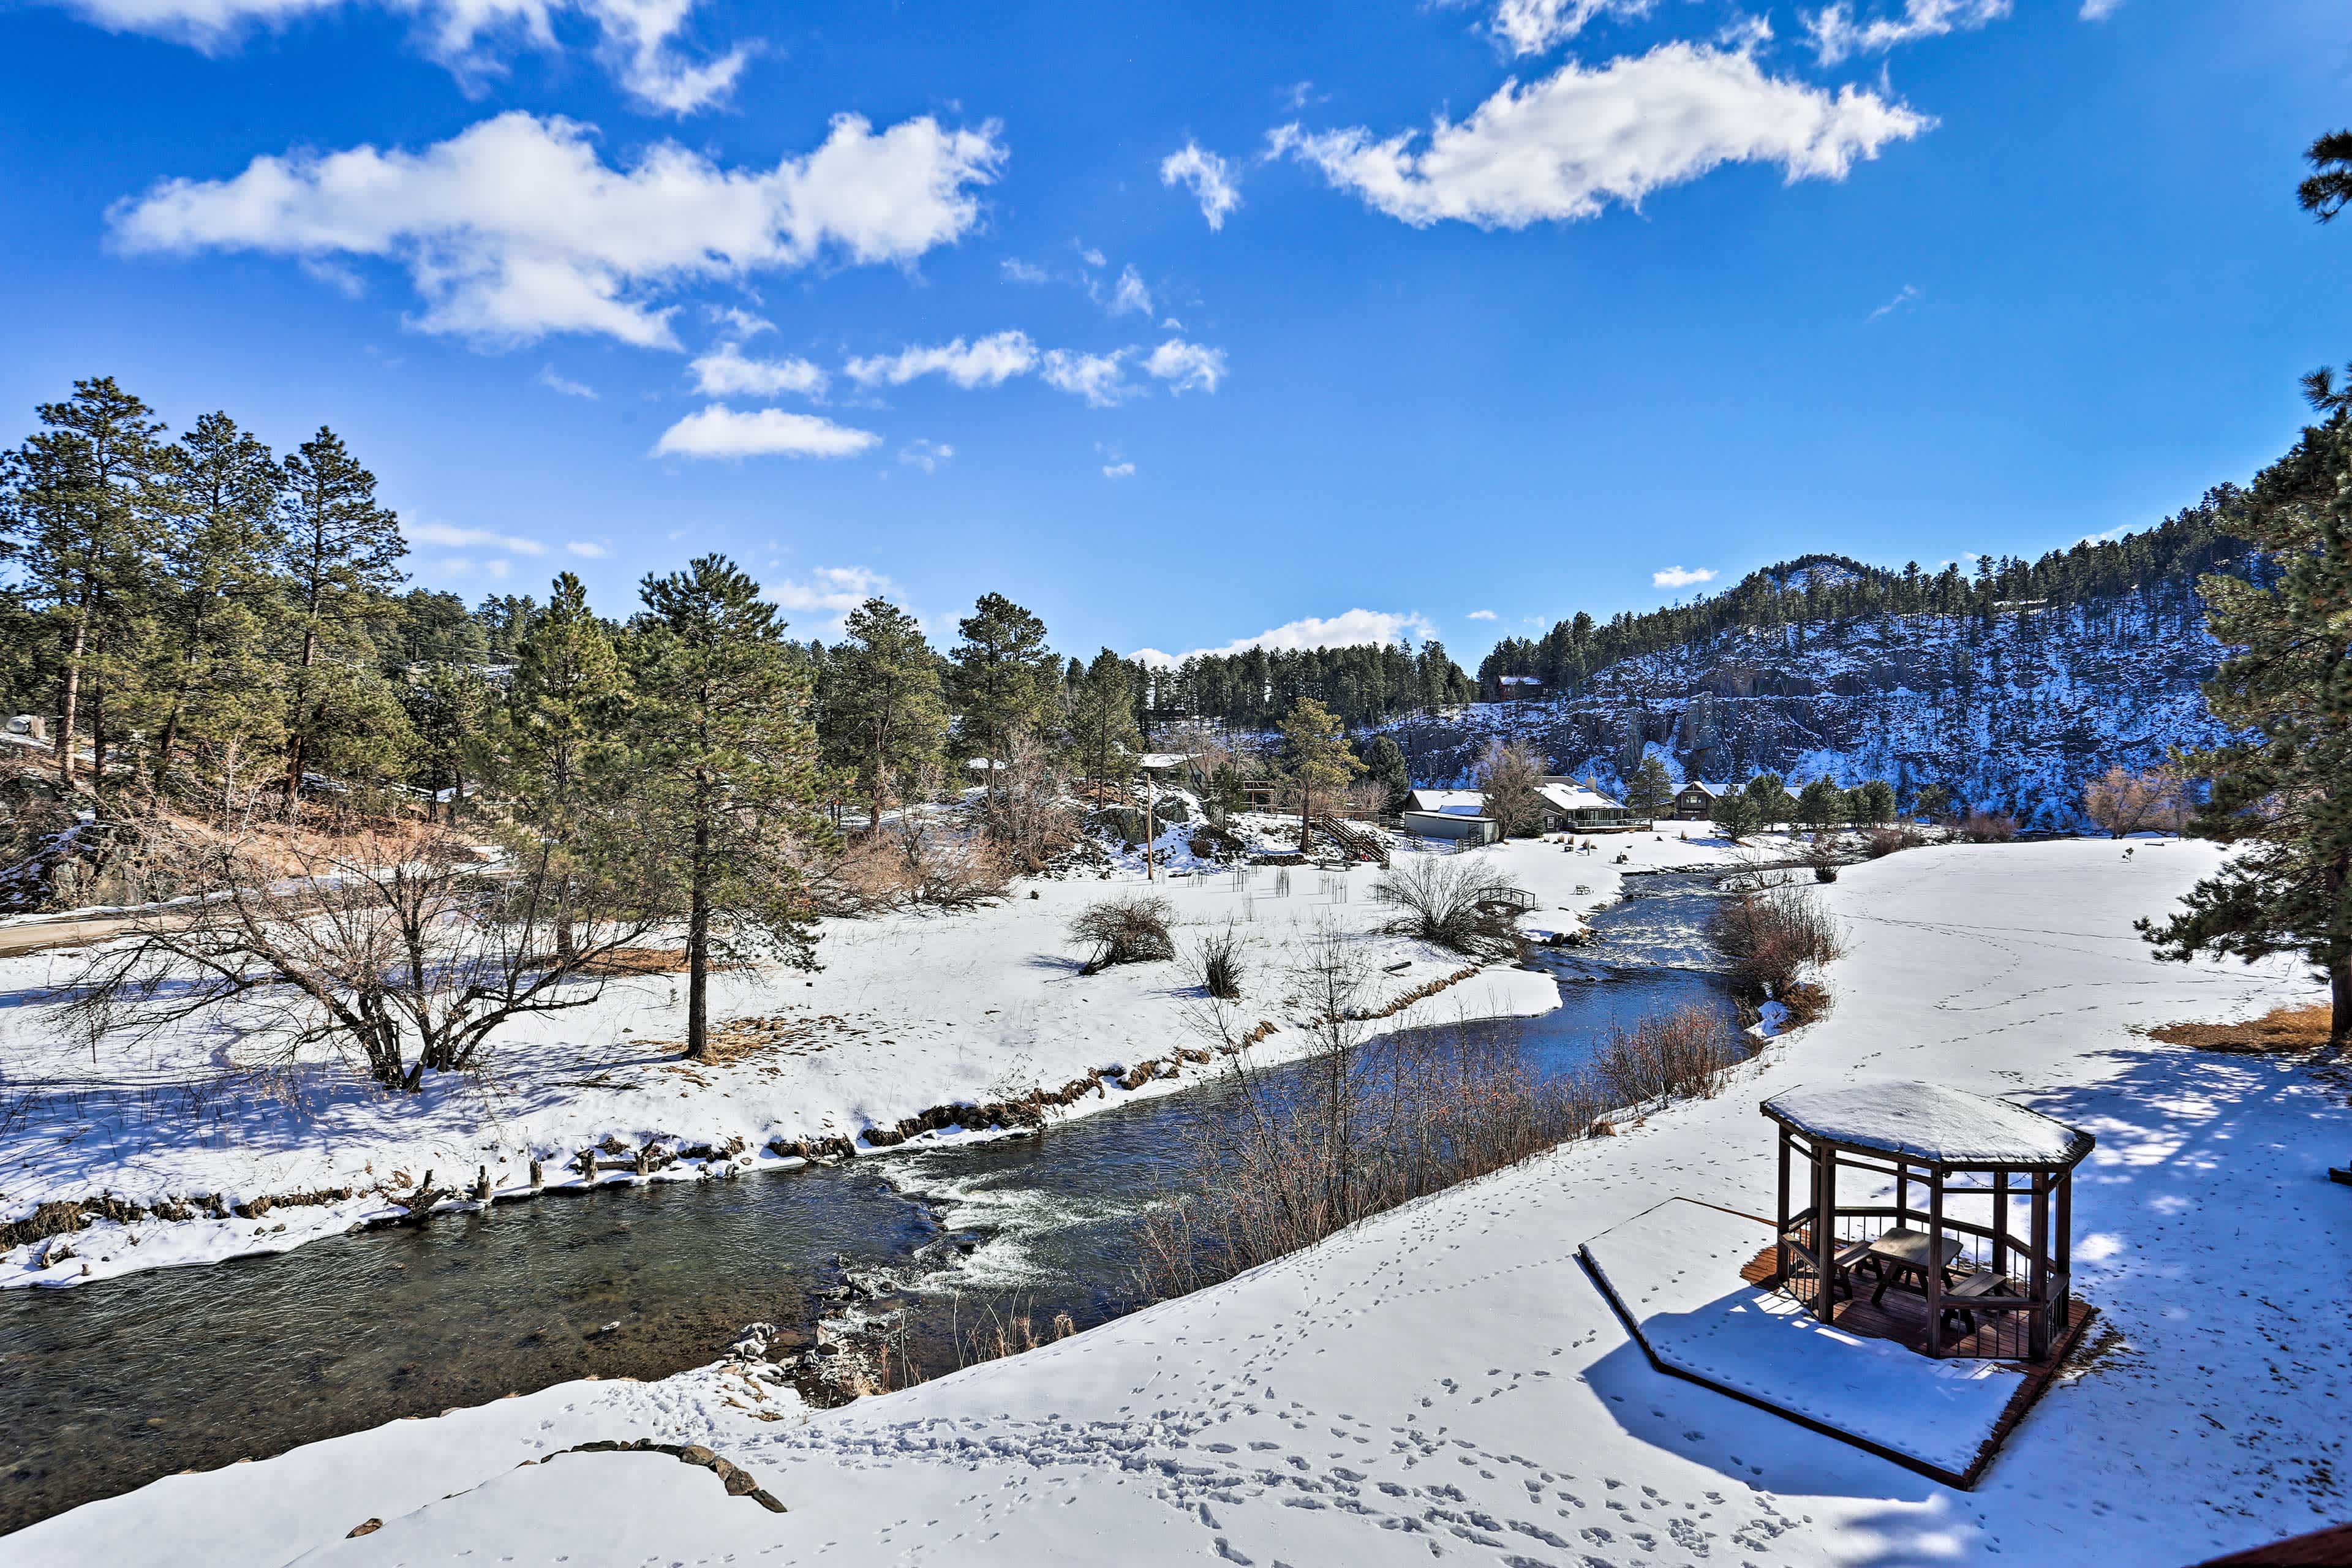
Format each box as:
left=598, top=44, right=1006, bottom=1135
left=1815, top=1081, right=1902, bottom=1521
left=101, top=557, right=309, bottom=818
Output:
left=1939, top=1268, right=2006, bottom=1335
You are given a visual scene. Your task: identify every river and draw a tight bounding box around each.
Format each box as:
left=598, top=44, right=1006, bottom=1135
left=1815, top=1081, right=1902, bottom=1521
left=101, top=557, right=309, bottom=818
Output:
left=0, top=869, right=1732, bottom=1534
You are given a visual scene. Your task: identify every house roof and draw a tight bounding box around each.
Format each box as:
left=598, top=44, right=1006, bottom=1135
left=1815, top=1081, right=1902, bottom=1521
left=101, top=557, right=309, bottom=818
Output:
left=1406, top=789, right=1489, bottom=817
left=1761, top=1081, right=2094, bottom=1168
left=1535, top=780, right=1626, bottom=813
left=1677, top=780, right=1723, bottom=799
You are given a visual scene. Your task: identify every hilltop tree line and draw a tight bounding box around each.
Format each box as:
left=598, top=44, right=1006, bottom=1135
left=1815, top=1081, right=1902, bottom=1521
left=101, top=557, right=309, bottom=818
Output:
left=1474, top=508, right=2242, bottom=701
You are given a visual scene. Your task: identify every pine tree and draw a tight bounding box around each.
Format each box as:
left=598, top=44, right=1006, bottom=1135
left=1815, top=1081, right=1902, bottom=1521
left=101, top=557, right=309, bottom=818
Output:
left=1280, top=696, right=1365, bottom=850
left=627, top=556, right=827, bottom=1060
left=505, top=571, right=627, bottom=957
left=1627, top=755, right=1675, bottom=820
left=1066, top=649, right=1142, bottom=808
left=1853, top=779, right=1898, bottom=824
left=1362, top=733, right=1412, bottom=813
left=1711, top=786, right=1763, bottom=843
left=1796, top=775, right=1849, bottom=832
left=826, top=597, right=947, bottom=835
left=278, top=428, right=409, bottom=800
left=149, top=412, right=287, bottom=804
left=0, top=377, right=172, bottom=790
left=2141, top=409, right=2352, bottom=1041
left=949, top=592, right=1058, bottom=797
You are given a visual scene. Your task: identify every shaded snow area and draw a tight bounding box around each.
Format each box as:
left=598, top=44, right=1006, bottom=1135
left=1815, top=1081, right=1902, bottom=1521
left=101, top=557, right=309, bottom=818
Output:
left=1581, top=1199, right=2024, bottom=1477
left=0, top=826, right=1732, bottom=1289
left=11, top=839, right=2346, bottom=1566
left=1389, top=598, right=2225, bottom=826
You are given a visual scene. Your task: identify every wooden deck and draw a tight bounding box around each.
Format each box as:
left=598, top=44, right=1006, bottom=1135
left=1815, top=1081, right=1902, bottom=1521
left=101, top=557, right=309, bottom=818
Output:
left=1740, top=1242, right=2094, bottom=1364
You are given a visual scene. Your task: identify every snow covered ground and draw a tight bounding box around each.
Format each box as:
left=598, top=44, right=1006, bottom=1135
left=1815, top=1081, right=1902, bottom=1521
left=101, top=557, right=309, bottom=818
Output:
left=10, top=835, right=2343, bottom=1566
left=1, top=818, right=1734, bottom=1289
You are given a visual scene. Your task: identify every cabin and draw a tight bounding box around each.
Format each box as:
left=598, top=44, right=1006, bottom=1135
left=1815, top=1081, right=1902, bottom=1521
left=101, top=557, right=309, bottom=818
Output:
left=1399, top=788, right=1499, bottom=845
left=1672, top=780, right=1722, bottom=821
left=1536, top=777, right=1638, bottom=833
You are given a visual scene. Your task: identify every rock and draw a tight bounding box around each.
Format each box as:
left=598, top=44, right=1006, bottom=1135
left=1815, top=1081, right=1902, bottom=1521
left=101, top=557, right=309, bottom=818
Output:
left=747, top=1488, right=789, bottom=1513
left=347, top=1519, right=383, bottom=1537
left=717, top=1463, right=758, bottom=1496
left=36, top=1235, right=74, bottom=1267
left=679, top=1444, right=718, bottom=1467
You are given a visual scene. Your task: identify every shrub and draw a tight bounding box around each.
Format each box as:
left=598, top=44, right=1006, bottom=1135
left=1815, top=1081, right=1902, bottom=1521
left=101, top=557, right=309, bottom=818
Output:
left=1711, top=881, right=1845, bottom=1001
left=1862, top=825, right=1924, bottom=858
left=1958, top=810, right=2020, bottom=843
left=1590, top=1005, right=1746, bottom=1110
left=1373, top=855, right=1528, bottom=960
left=1187, top=922, right=1248, bottom=1000
left=1067, top=895, right=1175, bottom=974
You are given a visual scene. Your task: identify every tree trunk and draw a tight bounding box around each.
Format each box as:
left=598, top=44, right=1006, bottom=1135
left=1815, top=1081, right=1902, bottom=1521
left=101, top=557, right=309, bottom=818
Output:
left=685, top=783, right=711, bottom=1061
left=284, top=622, right=318, bottom=805
left=56, top=598, right=89, bottom=785
left=2334, top=949, right=2350, bottom=1047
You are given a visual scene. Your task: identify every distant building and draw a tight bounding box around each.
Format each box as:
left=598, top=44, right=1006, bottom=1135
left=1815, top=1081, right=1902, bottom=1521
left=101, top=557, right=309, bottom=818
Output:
left=1672, top=780, right=1722, bottom=821
left=1400, top=788, right=1499, bottom=845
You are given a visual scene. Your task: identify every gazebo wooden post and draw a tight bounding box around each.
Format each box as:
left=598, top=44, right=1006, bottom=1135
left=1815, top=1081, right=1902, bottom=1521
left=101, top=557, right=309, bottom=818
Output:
left=1924, top=1167, right=1947, bottom=1357
left=2028, top=1170, right=2052, bottom=1361
left=1895, top=1160, right=1909, bottom=1234
left=1814, top=1139, right=1838, bottom=1324
left=1776, top=1127, right=1793, bottom=1285
left=1991, top=1168, right=2009, bottom=1281
left=2052, top=1167, right=2073, bottom=1342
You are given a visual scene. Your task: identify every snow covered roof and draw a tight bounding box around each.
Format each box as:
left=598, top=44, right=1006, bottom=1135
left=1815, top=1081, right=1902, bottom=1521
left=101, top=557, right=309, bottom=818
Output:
left=1678, top=780, right=1722, bottom=799
left=1536, top=780, right=1624, bottom=812
left=1762, top=1081, right=2093, bottom=1168
left=1139, top=752, right=1192, bottom=769
left=1407, top=789, right=1488, bottom=817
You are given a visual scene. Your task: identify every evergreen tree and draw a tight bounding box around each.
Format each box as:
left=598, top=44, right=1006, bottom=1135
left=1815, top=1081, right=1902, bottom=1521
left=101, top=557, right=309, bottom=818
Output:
left=1853, top=779, right=1898, bottom=825
left=1361, top=733, right=1412, bottom=814
left=1912, top=782, right=1954, bottom=823
left=825, top=597, right=948, bottom=834
left=1796, top=775, right=1849, bottom=832
left=948, top=592, right=1057, bottom=797
left=1280, top=696, right=1365, bottom=850
left=0, top=377, right=172, bottom=790
left=278, top=428, right=409, bottom=799
left=505, top=571, right=627, bottom=957
left=401, top=663, right=494, bottom=821
left=149, top=412, right=286, bottom=803
left=1711, top=786, right=1763, bottom=843
left=1066, top=649, right=1142, bottom=807
left=627, top=556, right=827, bottom=1060
left=1745, top=772, right=1795, bottom=830
left=2141, top=407, right=2352, bottom=1041
left=1626, top=755, right=1675, bottom=820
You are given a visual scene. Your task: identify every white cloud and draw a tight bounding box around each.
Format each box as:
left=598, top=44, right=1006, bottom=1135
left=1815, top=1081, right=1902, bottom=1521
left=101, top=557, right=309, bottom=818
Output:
left=44, top=0, right=753, bottom=115
left=690, top=341, right=826, bottom=398
left=1105, top=263, right=1152, bottom=317
left=1144, top=338, right=1226, bottom=393
left=1802, top=0, right=2009, bottom=65
left=565, top=540, right=608, bottom=557
left=1131, top=609, right=1438, bottom=667
left=1466, top=608, right=1498, bottom=620
left=409, top=520, right=546, bottom=554
left=1040, top=349, right=1136, bottom=407
left=1866, top=282, right=1920, bottom=322
left=899, top=439, right=954, bottom=473
left=845, top=330, right=1038, bottom=388
left=110, top=110, right=1006, bottom=349
left=1270, top=43, right=1929, bottom=230
left=1159, top=141, right=1242, bottom=230
left=652, top=404, right=880, bottom=459
left=1102, top=461, right=1136, bottom=479
left=1490, top=0, right=1653, bottom=57
left=1000, top=257, right=1049, bottom=283
left=767, top=565, right=904, bottom=632
left=2078, top=0, right=2122, bottom=16
left=1716, top=10, right=1773, bottom=48
left=483, top=556, right=511, bottom=579
left=1076, top=243, right=1106, bottom=268
left=1653, top=565, right=1717, bottom=588
left=537, top=364, right=597, bottom=398
left=705, top=304, right=773, bottom=336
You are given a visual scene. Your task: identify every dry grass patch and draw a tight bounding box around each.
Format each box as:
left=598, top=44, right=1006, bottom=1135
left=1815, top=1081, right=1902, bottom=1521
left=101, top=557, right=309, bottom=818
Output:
left=2144, top=1004, right=2335, bottom=1054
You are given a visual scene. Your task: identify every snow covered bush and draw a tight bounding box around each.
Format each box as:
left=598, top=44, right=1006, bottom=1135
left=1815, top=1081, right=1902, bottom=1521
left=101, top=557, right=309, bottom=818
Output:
left=1710, top=879, right=1845, bottom=1013
left=1372, top=855, right=1527, bottom=960
left=1066, top=895, right=1175, bottom=974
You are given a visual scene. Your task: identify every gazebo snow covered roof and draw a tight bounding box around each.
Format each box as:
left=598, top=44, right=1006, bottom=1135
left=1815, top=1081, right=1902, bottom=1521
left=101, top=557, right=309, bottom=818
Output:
left=1762, top=1082, right=2093, bottom=1170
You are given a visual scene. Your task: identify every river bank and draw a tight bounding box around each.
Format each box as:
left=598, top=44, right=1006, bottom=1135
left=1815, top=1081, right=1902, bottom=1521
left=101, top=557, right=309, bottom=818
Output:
left=7, top=828, right=1762, bottom=1291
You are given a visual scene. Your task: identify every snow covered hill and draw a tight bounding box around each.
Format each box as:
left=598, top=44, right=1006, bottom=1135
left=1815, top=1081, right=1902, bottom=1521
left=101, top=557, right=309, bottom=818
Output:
left=1390, top=590, right=2225, bottom=827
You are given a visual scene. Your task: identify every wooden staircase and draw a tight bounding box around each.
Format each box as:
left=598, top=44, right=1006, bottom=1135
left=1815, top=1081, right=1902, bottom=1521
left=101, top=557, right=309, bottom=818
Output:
left=1308, top=815, right=1390, bottom=867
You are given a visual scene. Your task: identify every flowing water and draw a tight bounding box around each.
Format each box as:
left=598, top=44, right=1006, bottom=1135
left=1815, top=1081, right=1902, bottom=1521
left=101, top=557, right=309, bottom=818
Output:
left=0, top=869, right=1731, bottom=1534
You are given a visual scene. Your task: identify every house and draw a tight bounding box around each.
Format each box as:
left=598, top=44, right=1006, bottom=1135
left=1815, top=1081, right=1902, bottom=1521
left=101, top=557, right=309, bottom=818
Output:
left=1672, top=780, right=1722, bottom=821
left=1400, top=788, right=1499, bottom=845
left=1535, top=777, right=1639, bottom=833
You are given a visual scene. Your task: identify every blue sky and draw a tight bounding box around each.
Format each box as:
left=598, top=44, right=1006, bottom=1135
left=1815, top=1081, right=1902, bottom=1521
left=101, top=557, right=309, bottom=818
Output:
left=2, top=0, right=2346, bottom=664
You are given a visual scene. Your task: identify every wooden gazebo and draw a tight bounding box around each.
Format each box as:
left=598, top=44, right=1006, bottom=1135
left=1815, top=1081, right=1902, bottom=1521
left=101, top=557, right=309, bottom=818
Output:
left=1763, top=1081, right=2095, bottom=1361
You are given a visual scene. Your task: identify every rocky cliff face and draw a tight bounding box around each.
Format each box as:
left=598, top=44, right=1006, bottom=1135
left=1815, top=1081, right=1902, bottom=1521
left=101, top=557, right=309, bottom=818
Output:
left=1385, top=593, right=2224, bottom=827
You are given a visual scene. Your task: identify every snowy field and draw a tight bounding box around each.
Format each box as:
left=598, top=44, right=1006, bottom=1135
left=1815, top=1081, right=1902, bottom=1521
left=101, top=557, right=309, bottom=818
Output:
left=9, top=835, right=2344, bottom=1567
left=0, top=818, right=1734, bottom=1287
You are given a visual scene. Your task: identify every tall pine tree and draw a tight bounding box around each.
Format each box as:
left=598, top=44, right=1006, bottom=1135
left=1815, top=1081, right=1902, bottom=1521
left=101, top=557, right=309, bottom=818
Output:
left=278, top=428, right=407, bottom=800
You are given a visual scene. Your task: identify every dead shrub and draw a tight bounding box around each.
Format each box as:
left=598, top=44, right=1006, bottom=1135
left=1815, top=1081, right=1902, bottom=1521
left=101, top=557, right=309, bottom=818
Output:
left=1958, top=810, right=2020, bottom=843
left=1863, top=825, right=1925, bottom=858
left=1186, top=921, right=1248, bottom=1000
left=1373, top=854, right=1527, bottom=960
left=979, top=735, right=1081, bottom=873
left=813, top=816, right=1009, bottom=915
left=1067, top=895, right=1175, bottom=974
left=1711, top=881, right=1845, bottom=1003
left=1589, top=1004, right=1746, bottom=1111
